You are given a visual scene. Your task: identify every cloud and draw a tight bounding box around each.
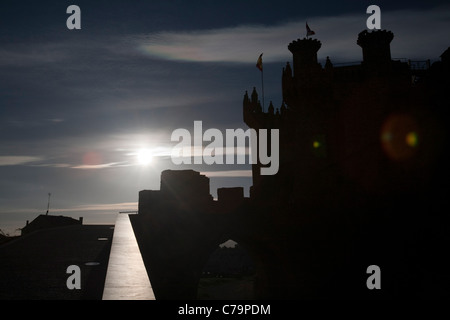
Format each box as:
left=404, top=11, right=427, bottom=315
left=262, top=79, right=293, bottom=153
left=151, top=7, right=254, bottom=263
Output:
left=30, top=163, right=71, bottom=168
left=0, top=156, right=42, bottom=166
left=71, top=162, right=131, bottom=170
left=55, top=202, right=138, bottom=213
left=137, top=5, right=450, bottom=64
left=0, top=42, right=69, bottom=67
left=0, top=157, right=127, bottom=170
left=47, top=118, right=65, bottom=123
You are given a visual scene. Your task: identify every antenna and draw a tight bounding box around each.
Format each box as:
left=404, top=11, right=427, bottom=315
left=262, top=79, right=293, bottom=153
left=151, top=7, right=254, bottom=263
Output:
left=46, top=193, right=51, bottom=215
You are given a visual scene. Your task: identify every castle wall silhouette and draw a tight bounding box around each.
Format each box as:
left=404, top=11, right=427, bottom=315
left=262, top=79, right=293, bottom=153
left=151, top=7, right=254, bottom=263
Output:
left=133, top=29, right=450, bottom=299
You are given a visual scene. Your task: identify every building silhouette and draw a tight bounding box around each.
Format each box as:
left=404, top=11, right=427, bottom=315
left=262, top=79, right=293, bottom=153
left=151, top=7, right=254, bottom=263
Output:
left=135, top=29, right=450, bottom=299
left=21, top=214, right=83, bottom=236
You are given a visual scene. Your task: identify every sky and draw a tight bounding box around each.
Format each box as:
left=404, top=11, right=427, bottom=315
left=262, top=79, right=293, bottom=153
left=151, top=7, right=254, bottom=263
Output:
left=1, top=0, right=450, bottom=235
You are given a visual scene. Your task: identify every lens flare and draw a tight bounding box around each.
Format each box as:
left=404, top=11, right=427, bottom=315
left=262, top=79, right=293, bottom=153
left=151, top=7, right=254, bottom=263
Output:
left=82, top=151, right=102, bottom=166
left=405, top=131, right=419, bottom=147
left=380, top=114, right=419, bottom=161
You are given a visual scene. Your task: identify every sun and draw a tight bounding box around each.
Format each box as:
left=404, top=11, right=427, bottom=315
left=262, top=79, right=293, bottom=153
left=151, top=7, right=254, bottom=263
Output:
left=137, top=148, right=153, bottom=166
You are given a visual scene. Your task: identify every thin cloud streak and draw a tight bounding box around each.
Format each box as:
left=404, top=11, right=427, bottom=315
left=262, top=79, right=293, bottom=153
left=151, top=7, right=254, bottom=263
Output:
left=0, top=156, right=42, bottom=166
left=71, top=162, right=131, bottom=170
left=138, top=5, right=450, bottom=63
left=55, top=202, right=138, bottom=213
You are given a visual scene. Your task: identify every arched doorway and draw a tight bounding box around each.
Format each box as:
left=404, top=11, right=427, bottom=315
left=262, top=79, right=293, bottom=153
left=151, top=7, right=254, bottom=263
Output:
left=197, top=239, right=256, bottom=300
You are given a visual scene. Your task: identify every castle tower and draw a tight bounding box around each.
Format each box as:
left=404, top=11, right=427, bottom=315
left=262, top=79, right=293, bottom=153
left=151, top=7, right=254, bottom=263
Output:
left=283, top=37, right=327, bottom=111
left=357, top=30, right=394, bottom=67
left=287, top=38, right=322, bottom=77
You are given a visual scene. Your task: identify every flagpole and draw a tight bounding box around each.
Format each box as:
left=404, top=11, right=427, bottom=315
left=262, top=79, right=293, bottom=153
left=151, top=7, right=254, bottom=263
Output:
left=256, top=53, right=265, bottom=112
left=46, top=192, right=51, bottom=215
left=261, top=66, right=265, bottom=113
left=306, top=21, right=309, bottom=39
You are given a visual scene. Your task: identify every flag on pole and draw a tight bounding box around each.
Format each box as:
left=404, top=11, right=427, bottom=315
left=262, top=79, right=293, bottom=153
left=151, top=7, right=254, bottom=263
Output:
left=306, top=22, right=315, bottom=37
left=256, top=53, right=263, bottom=71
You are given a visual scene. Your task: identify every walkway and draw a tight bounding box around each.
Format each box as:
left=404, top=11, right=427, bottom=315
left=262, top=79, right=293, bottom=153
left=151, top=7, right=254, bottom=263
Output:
left=102, top=213, right=155, bottom=300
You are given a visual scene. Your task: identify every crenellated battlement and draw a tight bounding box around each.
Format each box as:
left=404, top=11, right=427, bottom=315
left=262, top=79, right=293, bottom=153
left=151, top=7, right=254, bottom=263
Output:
left=243, top=88, right=286, bottom=130
left=357, top=29, right=394, bottom=66
left=287, top=38, right=322, bottom=77
left=357, top=29, right=394, bottom=47
left=287, top=38, right=322, bottom=54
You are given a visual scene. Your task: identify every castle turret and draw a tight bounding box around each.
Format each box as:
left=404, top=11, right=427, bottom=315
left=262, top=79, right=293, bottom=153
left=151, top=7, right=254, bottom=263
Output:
left=357, top=30, right=393, bottom=67
left=282, top=62, right=293, bottom=103
left=325, top=56, right=333, bottom=71
left=283, top=37, right=325, bottom=110
left=268, top=101, right=274, bottom=115
left=280, top=101, right=286, bottom=116
left=287, top=38, right=322, bottom=77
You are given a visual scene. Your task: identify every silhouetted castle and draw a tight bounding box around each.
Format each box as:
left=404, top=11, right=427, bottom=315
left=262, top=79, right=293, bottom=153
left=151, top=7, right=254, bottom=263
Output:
left=244, top=30, right=448, bottom=210
left=135, top=29, right=450, bottom=299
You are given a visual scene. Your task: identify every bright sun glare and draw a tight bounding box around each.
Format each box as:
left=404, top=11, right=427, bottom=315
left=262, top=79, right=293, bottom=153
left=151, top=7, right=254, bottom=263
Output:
left=137, top=148, right=153, bottom=166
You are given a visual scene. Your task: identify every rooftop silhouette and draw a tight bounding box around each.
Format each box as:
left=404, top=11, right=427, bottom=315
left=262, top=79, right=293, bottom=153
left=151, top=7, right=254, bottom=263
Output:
left=21, top=214, right=83, bottom=236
